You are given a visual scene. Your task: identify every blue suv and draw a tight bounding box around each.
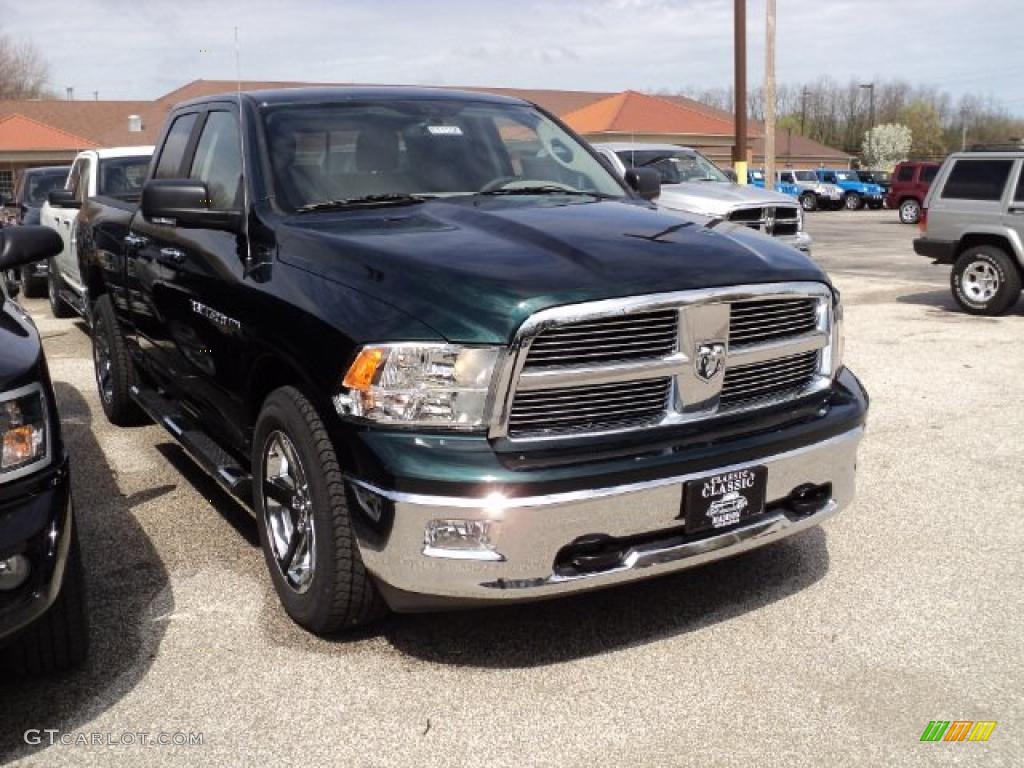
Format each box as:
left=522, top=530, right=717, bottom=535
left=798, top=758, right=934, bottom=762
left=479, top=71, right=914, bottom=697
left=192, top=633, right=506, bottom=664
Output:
left=816, top=169, right=884, bottom=210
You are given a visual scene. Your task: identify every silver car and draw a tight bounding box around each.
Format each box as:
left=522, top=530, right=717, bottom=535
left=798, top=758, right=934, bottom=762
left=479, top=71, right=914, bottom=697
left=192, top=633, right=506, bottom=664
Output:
left=913, top=144, right=1024, bottom=315
left=595, top=142, right=813, bottom=254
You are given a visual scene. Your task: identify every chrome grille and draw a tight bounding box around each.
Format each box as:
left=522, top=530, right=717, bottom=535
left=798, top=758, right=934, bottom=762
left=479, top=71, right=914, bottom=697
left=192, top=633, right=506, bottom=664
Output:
left=507, top=378, right=671, bottom=437
left=728, top=206, right=800, bottom=238
left=524, top=310, right=677, bottom=368
left=495, top=283, right=833, bottom=441
left=720, top=351, right=819, bottom=409
left=729, top=298, right=818, bottom=346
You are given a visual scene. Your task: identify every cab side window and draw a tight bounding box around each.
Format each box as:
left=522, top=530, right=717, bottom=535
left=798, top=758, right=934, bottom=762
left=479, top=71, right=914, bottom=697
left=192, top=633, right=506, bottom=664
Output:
left=896, top=165, right=914, bottom=182
left=780, top=172, right=794, bottom=183
left=1015, top=164, right=1024, bottom=202
left=155, top=113, right=199, bottom=179
left=941, top=159, right=1013, bottom=201
left=189, top=111, right=243, bottom=210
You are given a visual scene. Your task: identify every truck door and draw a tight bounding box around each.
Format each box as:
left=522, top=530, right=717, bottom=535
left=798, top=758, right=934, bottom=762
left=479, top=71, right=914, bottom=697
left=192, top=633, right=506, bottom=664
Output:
left=128, top=107, right=250, bottom=451
left=46, top=157, right=88, bottom=291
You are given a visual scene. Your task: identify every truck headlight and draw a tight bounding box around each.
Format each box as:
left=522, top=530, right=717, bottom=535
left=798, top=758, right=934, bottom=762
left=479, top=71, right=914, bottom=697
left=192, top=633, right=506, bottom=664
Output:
left=334, top=344, right=502, bottom=429
left=1, top=386, right=49, bottom=475
left=828, top=293, right=844, bottom=378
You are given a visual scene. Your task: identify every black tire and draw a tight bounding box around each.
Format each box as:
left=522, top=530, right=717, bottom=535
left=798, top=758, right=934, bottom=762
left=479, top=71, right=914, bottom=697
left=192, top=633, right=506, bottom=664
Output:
left=5, top=525, right=89, bottom=676
left=253, top=386, right=386, bottom=634
left=799, top=192, right=817, bottom=212
left=843, top=192, right=863, bottom=211
left=899, top=198, right=921, bottom=224
left=91, top=294, right=145, bottom=425
left=951, top=246, right=1022, bottom=316
left=47, top=260, right=75, bottom=318
left=20, top=266, right=46, bottom=298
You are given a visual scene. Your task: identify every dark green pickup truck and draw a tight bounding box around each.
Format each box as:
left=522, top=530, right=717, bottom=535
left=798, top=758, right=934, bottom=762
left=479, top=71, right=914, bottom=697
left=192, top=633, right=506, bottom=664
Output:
left=74, top=86, right=867, bottom=634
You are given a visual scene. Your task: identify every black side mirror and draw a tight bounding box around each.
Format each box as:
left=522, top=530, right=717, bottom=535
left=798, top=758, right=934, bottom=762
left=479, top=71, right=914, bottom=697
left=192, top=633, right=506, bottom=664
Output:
left=625, top=167, right=661, bottom=201
left=48, top=189, right=81, bottom=209
left=0, top=225, right=63, bottom=271
left=141, top=179, right=242, bottom=232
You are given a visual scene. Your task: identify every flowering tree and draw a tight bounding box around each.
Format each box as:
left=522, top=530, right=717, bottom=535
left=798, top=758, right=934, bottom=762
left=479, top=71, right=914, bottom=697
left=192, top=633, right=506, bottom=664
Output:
left=862, top=124, right=913, bottom=170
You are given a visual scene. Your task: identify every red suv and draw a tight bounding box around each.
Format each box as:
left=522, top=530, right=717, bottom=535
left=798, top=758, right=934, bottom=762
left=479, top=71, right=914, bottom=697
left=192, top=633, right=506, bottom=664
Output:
left=886, top=161, right=941, bottom=224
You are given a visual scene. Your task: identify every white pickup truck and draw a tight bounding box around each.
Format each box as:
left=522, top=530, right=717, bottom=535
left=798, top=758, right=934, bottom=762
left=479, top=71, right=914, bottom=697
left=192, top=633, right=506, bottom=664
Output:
left=41, top=146, right=153, bottom=318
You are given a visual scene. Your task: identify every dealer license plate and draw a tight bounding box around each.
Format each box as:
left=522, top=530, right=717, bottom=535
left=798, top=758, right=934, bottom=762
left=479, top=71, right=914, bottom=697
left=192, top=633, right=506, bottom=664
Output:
left=682, top=466, right=767, bottom=533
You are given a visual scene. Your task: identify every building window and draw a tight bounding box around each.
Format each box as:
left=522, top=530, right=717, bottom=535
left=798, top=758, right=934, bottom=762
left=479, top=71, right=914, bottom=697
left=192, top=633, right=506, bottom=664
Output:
left=0, top=170, right=12, bottom=199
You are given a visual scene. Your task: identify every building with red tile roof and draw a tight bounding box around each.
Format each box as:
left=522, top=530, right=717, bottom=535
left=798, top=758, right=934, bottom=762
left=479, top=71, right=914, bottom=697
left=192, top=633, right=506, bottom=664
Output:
left=0, top=79, right=851, bottom=198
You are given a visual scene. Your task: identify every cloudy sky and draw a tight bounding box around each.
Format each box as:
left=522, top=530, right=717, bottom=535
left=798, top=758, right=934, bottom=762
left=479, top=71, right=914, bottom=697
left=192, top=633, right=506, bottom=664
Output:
left=3, top=0, right=1023, bottom=112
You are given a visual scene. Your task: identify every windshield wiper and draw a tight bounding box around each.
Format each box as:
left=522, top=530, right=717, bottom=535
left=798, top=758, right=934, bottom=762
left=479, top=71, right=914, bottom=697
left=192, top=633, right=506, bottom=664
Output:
left=295, top=193, right=431, bottom=213
left=479, top=186, right=612, bottom=198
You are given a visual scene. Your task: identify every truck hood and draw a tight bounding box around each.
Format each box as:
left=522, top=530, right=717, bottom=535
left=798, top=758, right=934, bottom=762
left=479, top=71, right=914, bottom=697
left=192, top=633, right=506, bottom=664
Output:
left=277, top=196, right=828, bottom=344
left=656, top=182, right=799, bottom=217
left=0, top=299, right=43, bottom=391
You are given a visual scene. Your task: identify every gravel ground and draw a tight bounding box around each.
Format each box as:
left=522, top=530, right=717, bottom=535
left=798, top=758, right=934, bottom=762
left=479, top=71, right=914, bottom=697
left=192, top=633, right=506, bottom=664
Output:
left=1, top=209, right=1022, bottom=767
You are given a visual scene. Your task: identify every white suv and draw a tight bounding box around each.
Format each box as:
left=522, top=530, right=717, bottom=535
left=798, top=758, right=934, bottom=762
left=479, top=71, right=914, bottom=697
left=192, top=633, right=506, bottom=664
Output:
left=914, top=144, right=1024, bottom=315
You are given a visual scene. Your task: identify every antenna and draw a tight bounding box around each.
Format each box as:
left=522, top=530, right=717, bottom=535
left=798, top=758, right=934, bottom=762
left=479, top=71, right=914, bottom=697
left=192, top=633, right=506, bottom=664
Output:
left=235, top=26, right=253, bottom=272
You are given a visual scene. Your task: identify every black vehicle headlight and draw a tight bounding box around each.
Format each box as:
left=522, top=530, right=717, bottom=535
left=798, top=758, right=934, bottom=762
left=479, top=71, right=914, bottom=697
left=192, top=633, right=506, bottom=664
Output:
left=333, top=344, right=502, bottom=430
left=1, top=385, right=49, bottom=477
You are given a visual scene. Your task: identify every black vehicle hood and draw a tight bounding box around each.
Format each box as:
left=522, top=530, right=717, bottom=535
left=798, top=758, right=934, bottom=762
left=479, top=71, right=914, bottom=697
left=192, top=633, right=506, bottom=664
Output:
left=0, top=299, right=43, bottom=390
left=277, top=197, right=829, bottom=344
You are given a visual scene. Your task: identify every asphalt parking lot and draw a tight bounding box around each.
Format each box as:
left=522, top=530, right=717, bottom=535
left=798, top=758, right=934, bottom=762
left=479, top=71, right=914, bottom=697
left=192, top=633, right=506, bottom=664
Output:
left=2, top=209, right=1022, bottom=767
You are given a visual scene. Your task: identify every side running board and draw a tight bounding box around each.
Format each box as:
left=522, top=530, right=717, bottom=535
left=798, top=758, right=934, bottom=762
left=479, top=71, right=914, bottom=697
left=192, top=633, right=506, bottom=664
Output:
left=130, top=385, right=254, bottom=510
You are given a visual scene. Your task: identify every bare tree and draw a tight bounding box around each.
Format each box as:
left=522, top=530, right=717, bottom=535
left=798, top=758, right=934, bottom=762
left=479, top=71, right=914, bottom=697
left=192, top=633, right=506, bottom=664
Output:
left=0, top=34, right=51, bottom=100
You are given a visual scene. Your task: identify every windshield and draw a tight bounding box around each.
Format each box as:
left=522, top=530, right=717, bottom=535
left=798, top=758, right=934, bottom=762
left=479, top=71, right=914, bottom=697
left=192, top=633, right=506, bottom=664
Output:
left=794, top=170, right=818, bottom=182
left=98, top=156, right=151, bottom=199
left=262, top=100, right=626, bottom=211
left=25, top=171, right=68, bottom=205
left=615, top=149, right=729, bottom=184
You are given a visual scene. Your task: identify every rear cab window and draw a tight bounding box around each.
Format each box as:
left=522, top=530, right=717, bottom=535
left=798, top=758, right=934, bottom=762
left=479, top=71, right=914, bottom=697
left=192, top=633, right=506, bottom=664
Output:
left=940, top=159, right=1013, bottom=201
left=896, top=165, right=914, bottom=182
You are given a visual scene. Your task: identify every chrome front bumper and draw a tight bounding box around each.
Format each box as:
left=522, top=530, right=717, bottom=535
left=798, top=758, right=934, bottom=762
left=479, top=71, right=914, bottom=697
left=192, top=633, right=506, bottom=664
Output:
left=351, top=426, right=862, bottom=605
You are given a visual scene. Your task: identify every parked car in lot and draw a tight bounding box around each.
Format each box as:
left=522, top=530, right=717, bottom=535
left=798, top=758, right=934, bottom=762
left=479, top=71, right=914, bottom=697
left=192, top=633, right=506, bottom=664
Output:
left=42, top=146, right=154, bottom=319
left=886, top=161, right=941, bottom=224
left=1, top=166, right=71, bottom=298
left=0, top=225, right=88, bottom=675
left=595, top=142, right=812, bottom=253
left=781, top=169, right=844, bottom=211
left=913, top=145, right=1024, bottom=315
left=77, top=87, right=866, bottom=634
left=816, top=168, right=885, bottom=210
left=856, top=170, right=891, bottom=199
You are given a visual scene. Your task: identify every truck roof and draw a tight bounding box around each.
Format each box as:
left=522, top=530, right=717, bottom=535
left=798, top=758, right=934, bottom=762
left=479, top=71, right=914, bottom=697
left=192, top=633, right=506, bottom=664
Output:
left=176, top=86, right=530, bottom=110
left=79, top=146, right=155, bottom=160
left=594, top=142, right=696, bottom=153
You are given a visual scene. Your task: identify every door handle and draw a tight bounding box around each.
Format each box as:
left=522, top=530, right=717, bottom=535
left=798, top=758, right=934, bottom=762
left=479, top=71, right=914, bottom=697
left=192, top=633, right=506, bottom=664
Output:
left=157, top=247, right=186, bottom=266
left=1008, top=206, right=1024, bottom=214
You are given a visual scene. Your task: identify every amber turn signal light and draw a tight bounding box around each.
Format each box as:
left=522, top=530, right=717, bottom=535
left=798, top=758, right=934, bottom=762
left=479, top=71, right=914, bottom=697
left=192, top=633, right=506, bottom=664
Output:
left=342, top=348, right=385, bottom=391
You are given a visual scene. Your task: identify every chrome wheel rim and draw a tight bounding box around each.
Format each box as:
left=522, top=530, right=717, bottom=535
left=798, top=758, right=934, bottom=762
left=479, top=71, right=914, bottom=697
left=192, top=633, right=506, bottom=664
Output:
left=901, top=201, right=919, bottom=223
left=262, top=431, right=316, bottom=593
left=801, top=194, right=815, bottom=211
left=92, top=316, right=114, bottom=404
left=844, top=194, right=859, bottom=210
left=962, top=261, right=1000, bottom=303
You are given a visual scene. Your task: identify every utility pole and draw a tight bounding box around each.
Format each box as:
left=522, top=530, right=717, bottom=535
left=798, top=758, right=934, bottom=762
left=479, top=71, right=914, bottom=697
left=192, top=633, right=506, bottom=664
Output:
left=859, top=82, right=875, bottom=167
left=764, top=0, right=777, bottom=191
left=800, top=88, right=810, bottom=135
left=733, top=0, right=748, bottom=184
left=961, top=107, right=969, bottom=151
